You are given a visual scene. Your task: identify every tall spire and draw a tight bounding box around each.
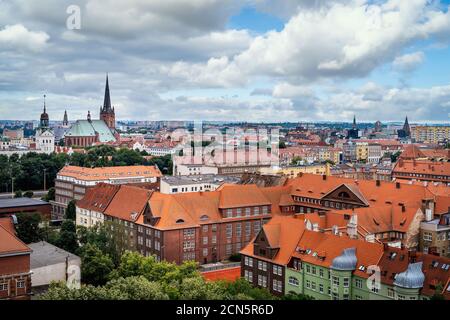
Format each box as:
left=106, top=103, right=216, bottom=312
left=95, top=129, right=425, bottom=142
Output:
left=352, top=115, right=356, bottom=128
left=63, top=110, right=68, bottom=126
left=403, top=115, right=411, bottom=136
left=43, top=94, right=46, bottom=113
left=103, top=73, right=111, bottom=111
left=40, top=94, right=49, bottom=128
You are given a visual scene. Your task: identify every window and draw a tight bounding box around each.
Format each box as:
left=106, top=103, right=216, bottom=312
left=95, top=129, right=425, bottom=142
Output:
left=244, top=270, right=253, bottom=282
left=332, top=276, right=340, bottom=286
left=245, top=208, right=251, bottom=216
left=226, top=244, right=232, bottom=255
left=254, top=207, right=260, bottom=215
left=0, top=282, right=8, bottom=291
left=203, top=248, right=208, bottom=257
left=236, top=223, right=242, bottom=237
left=306, top=265, right=311, bottom=273
left=288, top=277, right=299, bottom=286
left=202, top=225, right=208, bottom=233
left=245, top=222, right=251, bottom=236
left=311, top=281, right=316, bottom=291
left=319, top=269, right=324, bottom=278
left=397, top=295, right=405, bottom=300
left=183, top=229, right=194, bottom=237
left=236, top=208, right=242, bottom=217
left=319, top=284, right=324, bottom=293
left=254, top=221, right=261, bottom=234
left=258, top=275, right=267, bottom=288
left=203, top=236, right=208, bottom=245
left=273, top=279, right=282, bottom=292
left=211, top=235, right=217, bottom=244
left=388, top=288, right=395, bottom=298
left=343, top=277, right=349, bottom=288
left=16, top=280, right=25, bottom=289
left=273, top=265, right=282, bottom=276
left=306, top=280, right=311, bottom=289
left=258, top=261, right=267, bottom=271
left=355, top=295, right=362, bottom=300
left=146, top=239, right=152, bottom=248
left=226, top=209, right=233, bottom=218
left=226, top=224, right=233, bottom=238
left=262, top=206, right=269, bottom=214
left=423, top=232, right=432, bottom=241
left=312, top=266, right=316, bottom=275
left=355, top=279, right=363, bottom=289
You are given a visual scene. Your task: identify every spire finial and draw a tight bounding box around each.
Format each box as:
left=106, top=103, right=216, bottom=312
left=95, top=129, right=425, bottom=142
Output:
left=43, top=94, right=46, bottom=113
left=103, top=73, right=111, bottom=111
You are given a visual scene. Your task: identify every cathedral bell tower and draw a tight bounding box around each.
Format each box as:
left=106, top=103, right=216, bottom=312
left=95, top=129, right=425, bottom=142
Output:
left=99, top=74, right=116, bottom=129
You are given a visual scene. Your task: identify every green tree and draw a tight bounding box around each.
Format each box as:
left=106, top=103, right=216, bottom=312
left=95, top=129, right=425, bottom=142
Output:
left=65, top=200, right=77, bottom=220
left=14, top=190, right=23, bottom=198
left=42, top=187, right=55, bottom=202
left=15, top=212, right=42, bottom=244
left=55, top=220, right=79, bottom=254
left=23, top=190, right=34, bottom=198
left=290, top=156, right=303, bottom=165
left=80, top=244, right=115, bottom=286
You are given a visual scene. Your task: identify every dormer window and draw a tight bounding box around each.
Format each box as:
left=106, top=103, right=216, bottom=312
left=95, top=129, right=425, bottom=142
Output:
left=200, top=215, right=209, bottom=221
left=176, top=219, right=185, bottom=224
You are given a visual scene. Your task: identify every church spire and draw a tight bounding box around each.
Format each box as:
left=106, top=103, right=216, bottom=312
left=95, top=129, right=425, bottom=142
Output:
left=352, top=115, right=356, bottom=128
left=103, top=73, right=111, bottom=111
left=40, top=94, right=49, bottom=128
left=63, top=110, right=68, bottom=126
left=403, top=115, right=411, bottom=136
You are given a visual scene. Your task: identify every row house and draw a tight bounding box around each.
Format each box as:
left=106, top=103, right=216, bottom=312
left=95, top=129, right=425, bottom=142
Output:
left=241, top=215, right=450, bottom=300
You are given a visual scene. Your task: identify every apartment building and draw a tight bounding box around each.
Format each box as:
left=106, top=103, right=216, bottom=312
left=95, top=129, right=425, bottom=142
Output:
left=241, top=215, right=450, bottom=299
left=159, top=174, right=240, bottom=194
left=51, top=165, right=161, bottom=220
left=412, top=126, right=450, bottom=144
left=392, top=159, right=450, bottom=184
left=420, top=212, right=450, bottom=258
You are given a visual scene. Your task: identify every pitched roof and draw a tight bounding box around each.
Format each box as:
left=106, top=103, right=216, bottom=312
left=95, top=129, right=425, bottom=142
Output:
left=58, top=165, right=162, bottom=181
left=240, top=215, right=306, bottom=265
left=104, top=185, right=154, bottom=222
left=393, top=160, right=450, bottom=176
left=0, top=224, right=31, bottom=257
left=0, top=217, right=16, bottom=235
left=76, top=183, right=120, bottom=212
left=218, top=184, right=271, bottom=209
left=65, top=120, right=115, bottom=142
left=292, top=229, right=384, bottom=278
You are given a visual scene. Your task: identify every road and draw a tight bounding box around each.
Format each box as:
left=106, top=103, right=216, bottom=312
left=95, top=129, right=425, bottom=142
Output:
left=0, top=190, right=48, bottom=200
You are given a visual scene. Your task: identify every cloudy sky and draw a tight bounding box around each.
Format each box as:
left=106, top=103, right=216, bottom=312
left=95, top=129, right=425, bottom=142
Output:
left=1, top=0, right=450, bottom=123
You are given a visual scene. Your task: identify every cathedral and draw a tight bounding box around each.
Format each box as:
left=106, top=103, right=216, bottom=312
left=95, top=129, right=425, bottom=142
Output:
left=64, top=75, right=119, bottom=147
left=35, top=95, right=55, bottom=154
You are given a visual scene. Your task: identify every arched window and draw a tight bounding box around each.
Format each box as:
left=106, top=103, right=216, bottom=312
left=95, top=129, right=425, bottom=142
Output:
left=200, top=215, right=209, bottom=221
left=176, top=219, right=185, bottom=224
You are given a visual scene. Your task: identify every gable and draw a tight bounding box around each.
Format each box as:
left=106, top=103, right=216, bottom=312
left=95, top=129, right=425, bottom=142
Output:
left=321, top=184, right=369, bottom=206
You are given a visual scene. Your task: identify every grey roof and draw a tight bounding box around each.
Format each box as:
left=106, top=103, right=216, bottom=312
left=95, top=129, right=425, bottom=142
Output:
left=0, top=198, right=50, bottom=209
left=161, top=174, right=240, bottom=186
left=394, top=262, right=425, bottom=289
left=65, top=119, right=116, bottom=142
left=331, top=247, right=357, bottom=271
left=29, top=241, right=80, bottom=268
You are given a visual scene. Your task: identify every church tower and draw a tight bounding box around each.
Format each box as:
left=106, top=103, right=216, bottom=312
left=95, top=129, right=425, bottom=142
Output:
left=63, top=110, right=68, bottom=126
left=40, top=94, right=49, bottom=129
left=402, top=116, right=411, bottom=137
left=99, top=74, right=116, bottom=129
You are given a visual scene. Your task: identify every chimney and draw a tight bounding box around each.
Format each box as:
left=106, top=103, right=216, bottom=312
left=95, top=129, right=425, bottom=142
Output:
left=347, top=214, right=358, bottom=239
left=322, top=174, right=327, bottom=181
left=396, top=182, right=400, bottom=189
left=401, top=204, right=406, bottom=212
left=332, top=225, right=339, bottom=235
left=376, top=179, right=380, bottom=187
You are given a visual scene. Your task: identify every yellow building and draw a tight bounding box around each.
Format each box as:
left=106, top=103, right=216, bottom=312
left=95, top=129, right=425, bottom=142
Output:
left=356, top=142, right=369, bottom=161
left=412, top=126, right=450, bottom=143
left=259, top=163, right=331, bottom=178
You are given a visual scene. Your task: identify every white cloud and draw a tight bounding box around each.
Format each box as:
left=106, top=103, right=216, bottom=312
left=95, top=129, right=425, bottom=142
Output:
left=174, top=0, right=450, bottom=85
left=0, top=24, right=49, bottom=52
left=393, top=51, right=425, bottom=72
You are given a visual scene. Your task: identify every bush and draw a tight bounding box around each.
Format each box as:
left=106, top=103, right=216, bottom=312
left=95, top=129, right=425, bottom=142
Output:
left=24, top=190, right=34, bottom=198
left=228, top=253, right=241, bottom=262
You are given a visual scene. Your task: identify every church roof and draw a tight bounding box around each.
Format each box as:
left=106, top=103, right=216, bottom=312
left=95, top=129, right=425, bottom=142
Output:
left=66, top=120, right=116, bottom=142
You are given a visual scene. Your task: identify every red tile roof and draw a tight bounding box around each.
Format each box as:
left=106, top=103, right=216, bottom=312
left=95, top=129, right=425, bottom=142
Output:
left=76, top=183, right=120, bottom=212
left=0, top=224, right=31, bottom=257
left=202, top=267, right=241, bottom=282
left=104, top=185, right=154, bottom=222
left=58, top=165, right=162, bottom=181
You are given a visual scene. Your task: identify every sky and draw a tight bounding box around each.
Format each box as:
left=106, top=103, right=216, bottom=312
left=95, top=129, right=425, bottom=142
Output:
left=0, top=0, right=450, bottom=123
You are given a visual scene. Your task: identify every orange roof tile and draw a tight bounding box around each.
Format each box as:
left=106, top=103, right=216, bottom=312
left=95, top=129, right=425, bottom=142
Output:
left=202, top=267, right=241, bottom=282
left=76, top=183, right=120, bottom=212
left=104, top=185, right=154, bottom=222
left=218, top=184, right=271, bottom=209
left=0, top=224, right=31, bottom=256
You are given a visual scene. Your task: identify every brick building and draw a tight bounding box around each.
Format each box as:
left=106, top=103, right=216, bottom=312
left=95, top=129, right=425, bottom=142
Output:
left=0, top=198, right=51, bottom=220
left=51, top=165, right=161, bottom=220
left=0, top=221, right=32, bottom=300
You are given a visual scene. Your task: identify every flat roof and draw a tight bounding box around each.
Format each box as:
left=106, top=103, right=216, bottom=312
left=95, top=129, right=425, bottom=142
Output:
left=161, top=174, right=240, bottom=186
left=0, top=198, right=50, bottom=209
left=29, top=241, right=80, bottom=268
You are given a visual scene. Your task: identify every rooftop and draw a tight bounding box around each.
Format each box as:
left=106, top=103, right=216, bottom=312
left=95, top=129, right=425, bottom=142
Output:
left=0, top=197, right=50, bottom=209
left=58, top=165, right=162, bottom=181
left=29, top=241, right=80, bottom=268
left=161, top=174, right=240, bottom=186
